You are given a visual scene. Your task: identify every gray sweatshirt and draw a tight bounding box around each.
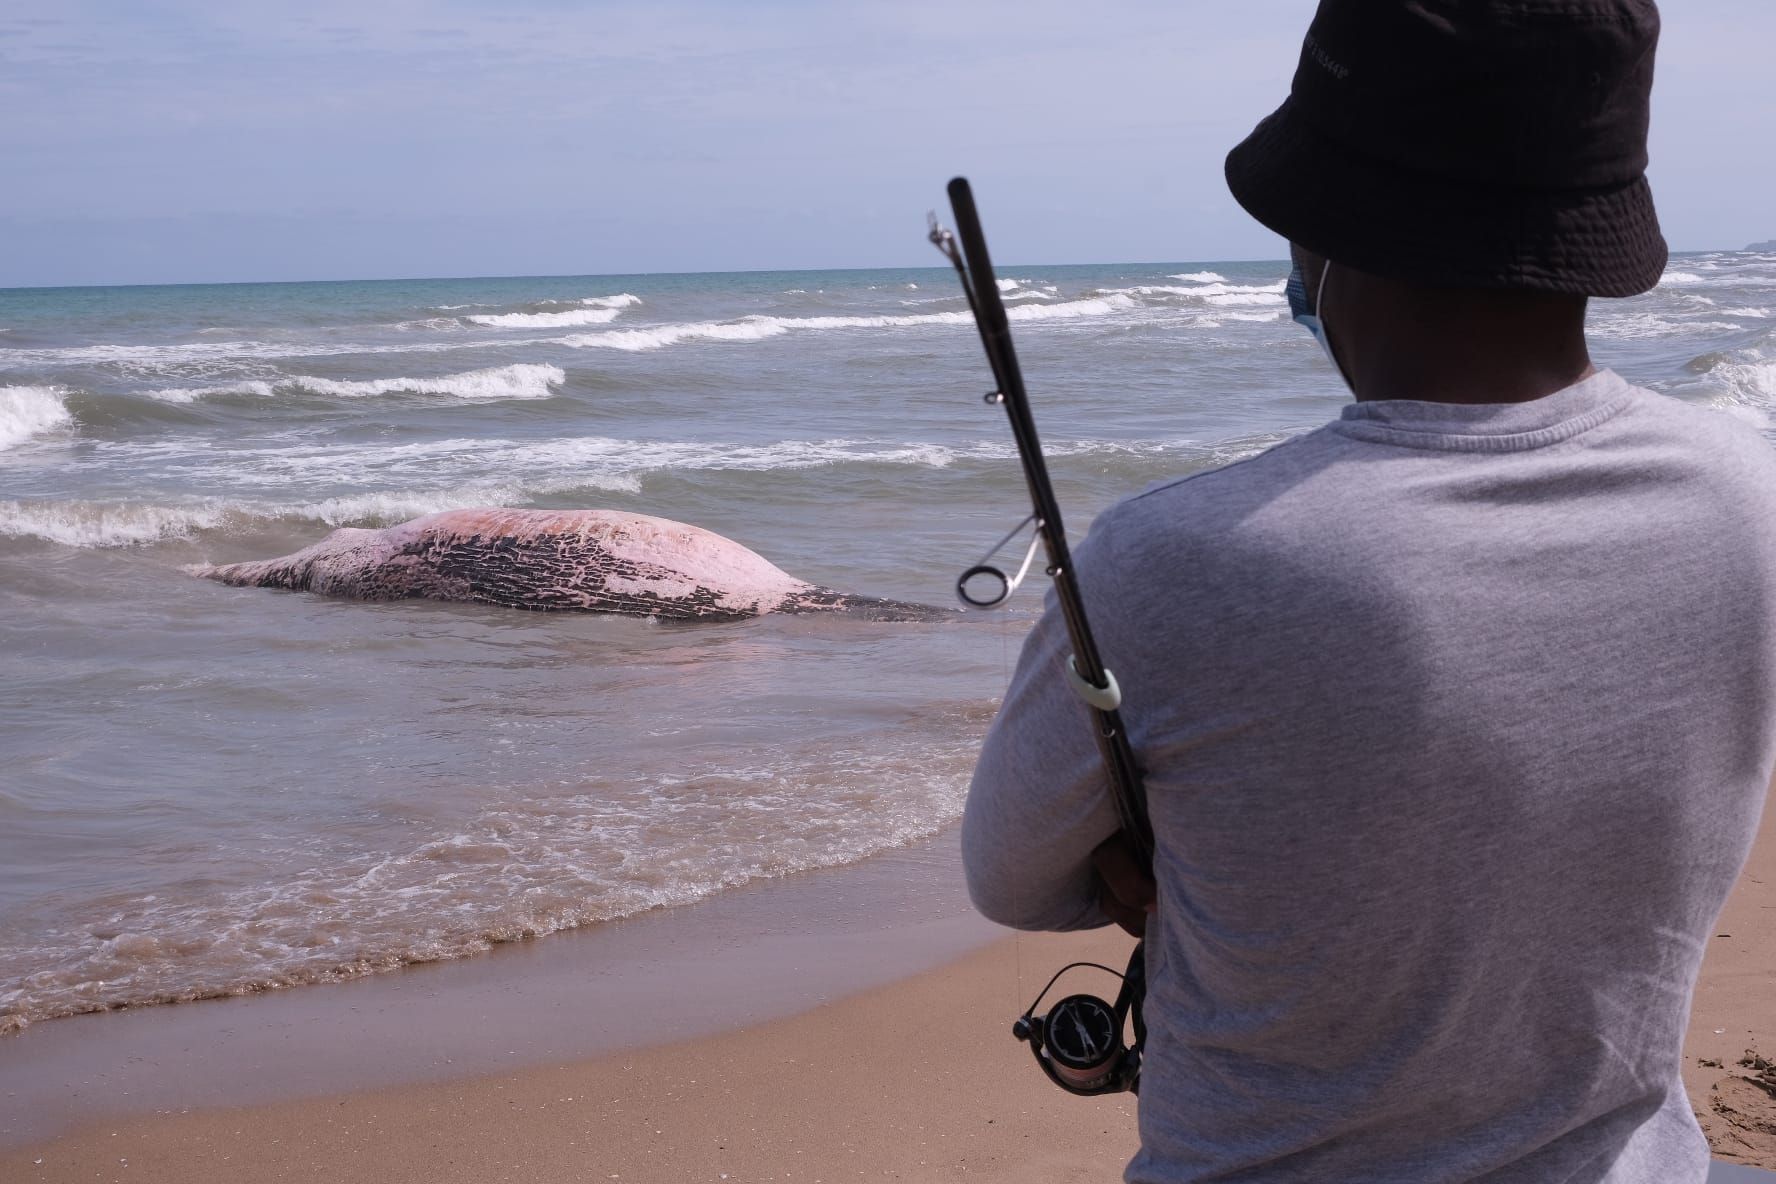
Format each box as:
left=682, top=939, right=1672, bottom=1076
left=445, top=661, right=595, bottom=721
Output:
left=963, top=370, right=1776, bottom=1183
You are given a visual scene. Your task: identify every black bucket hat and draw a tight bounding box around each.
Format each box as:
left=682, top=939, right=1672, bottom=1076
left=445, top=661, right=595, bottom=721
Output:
left=1225, top=0, right=1667, bottom=298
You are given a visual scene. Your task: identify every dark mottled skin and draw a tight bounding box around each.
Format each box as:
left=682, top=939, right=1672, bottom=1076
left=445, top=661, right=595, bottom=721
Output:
left=196, top=509, right=950, bottom=623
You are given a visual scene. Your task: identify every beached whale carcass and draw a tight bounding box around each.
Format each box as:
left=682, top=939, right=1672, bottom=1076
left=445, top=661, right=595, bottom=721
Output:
left=193, top=508, right=948, bottom=622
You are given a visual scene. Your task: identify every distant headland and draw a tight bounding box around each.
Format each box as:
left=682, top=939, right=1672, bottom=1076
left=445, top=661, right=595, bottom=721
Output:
left=1748, top=240, right=1776, bottom=251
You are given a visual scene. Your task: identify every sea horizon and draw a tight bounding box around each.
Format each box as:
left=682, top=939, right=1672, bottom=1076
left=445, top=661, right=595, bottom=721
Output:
left=0, top=255, right=1297, bottom=296
left=4, top=242, right=1764, bottom=295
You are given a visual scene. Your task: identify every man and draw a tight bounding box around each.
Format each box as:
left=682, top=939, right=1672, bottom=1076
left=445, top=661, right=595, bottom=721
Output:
left=962, top=2, right=1776, bottom=1181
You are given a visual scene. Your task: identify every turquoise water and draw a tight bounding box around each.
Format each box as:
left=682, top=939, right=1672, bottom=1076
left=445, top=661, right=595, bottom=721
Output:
left=2, top=254, right=1773, bottom=1032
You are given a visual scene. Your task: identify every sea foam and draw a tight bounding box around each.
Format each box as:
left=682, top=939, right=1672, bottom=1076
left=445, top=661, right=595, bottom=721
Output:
left=1587, top=313, right=1744, bottom=341
left=0, top=499, right=233, bottom=547
left=0, top=721, right=980, bottom=1034
left=0, top=485, right=535, bottom=548
left=562, top=321, right=794, bottom=351
left=291, top=363, right=565, bottom=400
left=467, top=308, right=622, bottom=329
left=0, top=433, right=1213, bottom=548
left=146, top=381, right=280, bottom=403
left=146, top=363, right=565, bottom=403
left=1137, top=280, right=1285, bottom=300
left=1708, top=358, right=1776, bottom=402
left=0, top=385, right=73, bottom=451
left=560, top=295, right=1139, bottom=351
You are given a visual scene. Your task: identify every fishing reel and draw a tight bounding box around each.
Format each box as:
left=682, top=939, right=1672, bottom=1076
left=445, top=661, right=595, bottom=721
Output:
left=1012, top=941, right=1146, bottom=1096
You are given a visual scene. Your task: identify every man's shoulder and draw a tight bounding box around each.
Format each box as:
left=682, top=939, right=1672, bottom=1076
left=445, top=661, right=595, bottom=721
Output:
left=1094, top=426, right=1349, bottom=541
left=1610, top=378, right=1776, bottom=484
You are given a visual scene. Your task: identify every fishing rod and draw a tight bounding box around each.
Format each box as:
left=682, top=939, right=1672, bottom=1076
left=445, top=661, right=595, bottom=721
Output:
left=930, top=176, right=1152, bottom=1096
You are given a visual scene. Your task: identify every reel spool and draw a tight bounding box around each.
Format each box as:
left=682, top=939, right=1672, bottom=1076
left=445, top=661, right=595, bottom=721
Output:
left=1012, top=943, right=1146, bottom=1096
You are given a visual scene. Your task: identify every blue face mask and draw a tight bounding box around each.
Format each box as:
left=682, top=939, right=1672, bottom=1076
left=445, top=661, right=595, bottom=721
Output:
left=1286, top=259, right=1338, bottom=371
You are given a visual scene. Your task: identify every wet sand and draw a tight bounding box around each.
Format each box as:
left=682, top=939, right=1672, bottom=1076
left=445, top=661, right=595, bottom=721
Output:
left=7, top=805, right=1773, bottom=1182
left=0, top=834, right=997, bottom=1148
left=9, top=927, right=1142, bottom=1184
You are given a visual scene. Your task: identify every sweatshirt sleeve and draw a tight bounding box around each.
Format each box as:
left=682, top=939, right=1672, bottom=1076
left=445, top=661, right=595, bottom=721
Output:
left=961, top=562, right=1126, bottom=932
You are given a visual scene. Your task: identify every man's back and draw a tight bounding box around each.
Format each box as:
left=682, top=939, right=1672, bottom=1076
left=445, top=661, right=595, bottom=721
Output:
left=965, top=371, right=1776, bottom=1181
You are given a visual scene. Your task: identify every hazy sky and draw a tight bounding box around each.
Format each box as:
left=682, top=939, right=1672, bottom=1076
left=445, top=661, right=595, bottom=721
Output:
left=4, top=1, right=1772, bottom=288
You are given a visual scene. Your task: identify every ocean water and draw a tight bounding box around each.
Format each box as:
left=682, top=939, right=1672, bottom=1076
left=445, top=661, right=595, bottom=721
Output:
left=3, top=253, right=1774, bottom=1034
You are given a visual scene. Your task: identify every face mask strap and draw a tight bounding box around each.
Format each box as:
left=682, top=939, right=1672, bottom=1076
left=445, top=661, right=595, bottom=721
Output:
left=1289, top=258, right=1350, bottom=390
left=1316, top=259, right=1336, bottom=358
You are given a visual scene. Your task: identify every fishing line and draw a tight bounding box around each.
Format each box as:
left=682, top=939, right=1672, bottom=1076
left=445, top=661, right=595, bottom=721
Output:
left=1000, top=602, right=1025, bottom=1018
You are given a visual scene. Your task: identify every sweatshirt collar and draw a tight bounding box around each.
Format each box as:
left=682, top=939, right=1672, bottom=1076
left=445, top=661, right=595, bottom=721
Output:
left=1331, top=369, right=1636, bottom=452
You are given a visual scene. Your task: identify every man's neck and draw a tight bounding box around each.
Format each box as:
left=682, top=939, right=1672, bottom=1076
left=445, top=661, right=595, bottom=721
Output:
left=1329, top=267, right=1596, bottom=405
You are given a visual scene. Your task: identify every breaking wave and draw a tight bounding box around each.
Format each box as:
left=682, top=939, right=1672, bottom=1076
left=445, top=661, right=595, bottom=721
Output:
left=143, top=363, right=566, bottom=403
left=564, top=320, right=793, bottom=351
left=0, top=385, right=74, bottom=451
left=467, top=308, right=621, bottom=329
left=0, top=337, right=496, bottom=371
left=0, top=487, right=537, bottom=548
left=1688, top=351, right=1776, bottom=402
left=1, top=282, right=1293, bottom=373
left=1588, top=313, right=1745, bottom=341
left=560, top=295, right=1140, bottom=351
left=0, top=433, right=1241, bottom=548
left=1116, top=281, right=1287, bottom=307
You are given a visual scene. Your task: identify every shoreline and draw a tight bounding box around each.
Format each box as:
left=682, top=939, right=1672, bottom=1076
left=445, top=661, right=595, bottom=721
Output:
left=12, top=928, right=1145, bottom=1184
left=8, top=806, right=1773, bottom=1180
left=1, top=829, right=997, bottom=1150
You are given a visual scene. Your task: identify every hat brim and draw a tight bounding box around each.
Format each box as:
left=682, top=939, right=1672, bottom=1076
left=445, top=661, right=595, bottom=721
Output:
left=1225, top=97, right=1667, bottom=298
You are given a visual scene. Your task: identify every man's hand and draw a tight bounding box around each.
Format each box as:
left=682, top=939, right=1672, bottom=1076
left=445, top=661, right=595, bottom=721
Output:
left=1092, top=830, right=1156, bottom=938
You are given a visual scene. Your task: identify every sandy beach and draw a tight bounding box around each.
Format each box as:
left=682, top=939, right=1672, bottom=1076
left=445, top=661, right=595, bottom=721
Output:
left=7, top=802, right=1773, bottom=1183
left=1683, top=795, right=1776, bottom=1167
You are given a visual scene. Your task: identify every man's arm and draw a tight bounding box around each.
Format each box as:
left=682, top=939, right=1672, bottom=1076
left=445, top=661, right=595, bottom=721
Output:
left=961, top=580, right=1126, bottom=932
